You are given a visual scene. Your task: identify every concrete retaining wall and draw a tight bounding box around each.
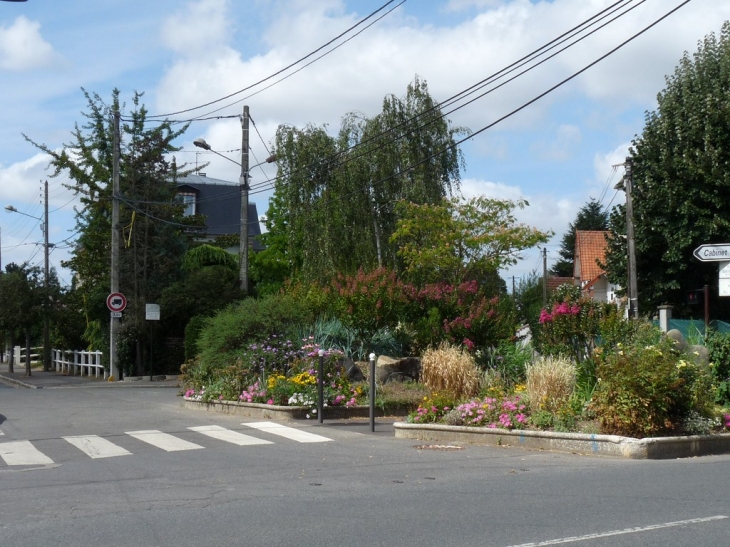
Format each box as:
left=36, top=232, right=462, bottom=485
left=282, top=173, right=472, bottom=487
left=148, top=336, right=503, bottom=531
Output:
left=393, top=422, right=730, bottom=459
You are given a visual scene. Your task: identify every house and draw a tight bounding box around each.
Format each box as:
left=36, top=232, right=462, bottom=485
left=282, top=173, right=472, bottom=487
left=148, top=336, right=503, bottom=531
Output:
left=573, top=230, right=620, bottom=304
left=175, top=173, right=263, bottom=252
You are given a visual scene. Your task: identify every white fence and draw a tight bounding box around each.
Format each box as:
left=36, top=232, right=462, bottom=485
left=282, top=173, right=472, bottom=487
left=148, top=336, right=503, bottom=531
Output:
left=52, top=349, right=106, bottom=379
left=12, top=346, right=42, bottom=367
left=10, top=347, right=106, bottom=379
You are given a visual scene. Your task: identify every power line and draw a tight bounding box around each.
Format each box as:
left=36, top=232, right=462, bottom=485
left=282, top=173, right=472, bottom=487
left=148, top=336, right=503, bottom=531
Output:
left=144, top=0, right=405, bottom=120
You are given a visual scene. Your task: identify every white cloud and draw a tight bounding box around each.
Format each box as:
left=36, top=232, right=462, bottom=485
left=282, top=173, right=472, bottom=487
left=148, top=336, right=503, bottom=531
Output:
left=160, top=0, right=233, bottom=56
left=530, top=124, right=582, bottom=161
left=0, top=16, right=60, bottom=71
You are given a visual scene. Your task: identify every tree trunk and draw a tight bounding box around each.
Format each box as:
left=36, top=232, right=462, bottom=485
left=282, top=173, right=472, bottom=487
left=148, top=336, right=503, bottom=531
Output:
left=8, top=333, right=14, bottom=374
left=24, top=330, right=32, bottom=376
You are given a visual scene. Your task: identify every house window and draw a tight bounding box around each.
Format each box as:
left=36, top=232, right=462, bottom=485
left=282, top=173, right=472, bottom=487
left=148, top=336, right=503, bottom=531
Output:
left=177, top=193, right=196, bottom=216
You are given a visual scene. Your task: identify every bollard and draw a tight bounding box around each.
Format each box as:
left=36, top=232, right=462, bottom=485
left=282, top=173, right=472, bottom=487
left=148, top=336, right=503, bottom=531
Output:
left=369, top=353, right=376, bottom=432
left=318, top=349, right=324, bottom=424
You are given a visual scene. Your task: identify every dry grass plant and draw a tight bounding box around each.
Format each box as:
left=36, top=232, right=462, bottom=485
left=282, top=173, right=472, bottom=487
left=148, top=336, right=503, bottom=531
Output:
left=421, top=342, right=481, bottom=399
left=525, top=355, right=577, bottom=413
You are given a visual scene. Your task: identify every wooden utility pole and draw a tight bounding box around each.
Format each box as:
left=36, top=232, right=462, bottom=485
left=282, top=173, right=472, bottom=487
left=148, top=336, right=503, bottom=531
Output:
left=624, top=158, right=639, bottom=319
left=43, top=179, right=50, bottom=371
left=240, top=105, right=250, bottom=294
left=110, top=109, right=121, bottom=380
left=542, top=247, right=548, bottom=306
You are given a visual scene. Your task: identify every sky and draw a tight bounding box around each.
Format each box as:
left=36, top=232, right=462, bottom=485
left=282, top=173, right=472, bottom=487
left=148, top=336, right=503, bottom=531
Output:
left=1, top=0, right=729, bottom=290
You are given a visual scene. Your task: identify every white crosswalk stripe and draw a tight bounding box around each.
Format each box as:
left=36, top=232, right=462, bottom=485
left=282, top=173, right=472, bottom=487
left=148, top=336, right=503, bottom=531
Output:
left=242, top=422, right=333, bottom=443
left=126, top=429, right=204, bottom=452
left=63, top=435, right=132, bottom=459
left=0, top=423, right=333, bottom=465
left=188, top=425, right=273, bottom=446
left=0, top=440, right=54, bottom=466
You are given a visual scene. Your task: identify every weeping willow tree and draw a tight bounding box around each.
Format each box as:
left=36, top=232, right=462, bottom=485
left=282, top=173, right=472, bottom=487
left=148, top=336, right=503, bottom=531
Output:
left=263, top=76, right=467, bottom=283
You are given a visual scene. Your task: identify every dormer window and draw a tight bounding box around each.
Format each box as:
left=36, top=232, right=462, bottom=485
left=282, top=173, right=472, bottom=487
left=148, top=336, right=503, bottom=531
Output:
left=178, top=192, right=196, bottom=216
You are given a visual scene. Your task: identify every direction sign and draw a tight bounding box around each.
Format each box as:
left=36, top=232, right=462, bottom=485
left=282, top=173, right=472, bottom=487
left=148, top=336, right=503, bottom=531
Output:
left=693, top=244, right=730, bottom=262
left=106, top=292, right=127, bottom=312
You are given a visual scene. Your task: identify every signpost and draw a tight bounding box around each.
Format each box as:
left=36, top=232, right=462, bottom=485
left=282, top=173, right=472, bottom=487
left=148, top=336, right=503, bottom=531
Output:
left=106, top=292, right=127, bottom=313
left=693, top=244, right=730, bottom=262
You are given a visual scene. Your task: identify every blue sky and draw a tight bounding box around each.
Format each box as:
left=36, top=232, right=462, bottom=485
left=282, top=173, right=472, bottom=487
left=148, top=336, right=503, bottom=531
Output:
left=1, top=0, right=728, bottom=288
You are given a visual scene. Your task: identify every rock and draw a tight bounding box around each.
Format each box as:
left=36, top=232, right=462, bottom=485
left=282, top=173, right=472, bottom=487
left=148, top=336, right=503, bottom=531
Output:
left=340, top=357, right=365, bottom=382
left=687, top=344, right=711, bottom=370
left=375, top=355, right=421, bottom=384
left=666, top=329, right=688, bottom=352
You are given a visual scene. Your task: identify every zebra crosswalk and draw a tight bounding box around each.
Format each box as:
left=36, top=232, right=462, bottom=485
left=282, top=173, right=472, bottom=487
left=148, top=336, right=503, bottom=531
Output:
left=0, top=423, right=333, bottom=466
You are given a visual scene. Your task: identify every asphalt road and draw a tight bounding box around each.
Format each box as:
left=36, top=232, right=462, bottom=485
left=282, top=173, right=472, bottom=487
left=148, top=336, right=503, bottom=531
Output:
left=1, top=387, right=729, bottom=547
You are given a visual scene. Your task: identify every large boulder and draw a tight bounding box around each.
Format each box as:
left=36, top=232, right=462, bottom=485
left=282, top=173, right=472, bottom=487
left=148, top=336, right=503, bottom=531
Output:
left=666, top=329, right=688, bottom=352
left=687, top=344, right=711, bottom=371
left=340, top=357, right=365, bottom=382
left=375, top=355, right=421, bottom=384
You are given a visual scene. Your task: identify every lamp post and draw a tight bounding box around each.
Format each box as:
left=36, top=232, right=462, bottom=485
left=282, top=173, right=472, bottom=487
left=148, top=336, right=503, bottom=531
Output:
left=193, top=130, right=275, bottom=294
left=5, top=183, right=52, bottom=372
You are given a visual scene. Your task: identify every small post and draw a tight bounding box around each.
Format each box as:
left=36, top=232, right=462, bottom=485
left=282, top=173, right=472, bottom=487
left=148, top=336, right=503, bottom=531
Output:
left=704, top=284, right=710, bottom=332
left=369, top=353, right=376, bottom=432
left=318, top=349, right=324, bottom=424
left=657, top=305, right=672, bottom=332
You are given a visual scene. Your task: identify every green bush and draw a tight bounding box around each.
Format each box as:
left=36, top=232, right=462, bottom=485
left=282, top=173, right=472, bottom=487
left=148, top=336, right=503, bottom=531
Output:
left=196, top=293, right=314, bottom=370
left=590, top=323, right=712, bottom=437
left=705, top=330, right=730, bottom=404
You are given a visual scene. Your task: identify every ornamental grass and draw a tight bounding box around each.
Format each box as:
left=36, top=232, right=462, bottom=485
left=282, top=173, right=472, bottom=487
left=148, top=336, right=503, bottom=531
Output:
left=421, top=342, right=480, bottom=400
left=525, top=355, right=576, bottom=414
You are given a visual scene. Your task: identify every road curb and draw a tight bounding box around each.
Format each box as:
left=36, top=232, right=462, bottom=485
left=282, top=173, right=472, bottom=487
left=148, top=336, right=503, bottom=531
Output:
left=393, top=422, right=730, bottom=459
left=0, top=374, right=39, bottom=389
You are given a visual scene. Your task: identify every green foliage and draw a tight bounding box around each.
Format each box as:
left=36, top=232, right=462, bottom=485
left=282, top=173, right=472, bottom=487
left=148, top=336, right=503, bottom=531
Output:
left=196, top=294, right=314, bottom=370
left=184, top=315, right=207, bottom=361
left=267, top=76, right=466, bottom=282
left=590, top=323, right=713, bottom=437
left=534, top=286, right=604, bottom=363
left=604, top=22, right=730, bottom=316
left=391, top=196, right=552, bottom=286
left=705, top=329, right=730, bottom=404
left=181, top=244, right=237, bottom=272
left=479, top=340, right=533, bottom=388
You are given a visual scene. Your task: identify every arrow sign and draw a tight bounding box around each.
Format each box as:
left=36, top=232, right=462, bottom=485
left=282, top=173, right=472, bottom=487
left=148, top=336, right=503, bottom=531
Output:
left=106, top=292, right=127, bottom=312
left=693, top=244, right=730, bottom=262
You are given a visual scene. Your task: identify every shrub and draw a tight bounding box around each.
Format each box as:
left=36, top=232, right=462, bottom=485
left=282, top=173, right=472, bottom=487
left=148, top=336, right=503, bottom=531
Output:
left=421, top=343, right=481, bottom=399
left=705, top=330, right=730, bottom=404
left=196, top=293, right=314, bottom=370
left=479, top=340, right=533, bottom=387
left=590, top=323, right=712, bottom=437
left=525, top=355, right=576, bottom=414
left=451, top=395, right=528, bottom=429
left=407, top=393, right=457, bottom=424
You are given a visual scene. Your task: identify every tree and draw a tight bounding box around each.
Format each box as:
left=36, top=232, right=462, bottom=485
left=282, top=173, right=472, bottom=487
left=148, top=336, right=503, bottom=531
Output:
left=391, top=196, right=552, bottom=287
left=0, top=263, right=52, bottom=375
left=550, top=198, right=608, bottom=277
left=25, top=89, right=198, bottom=375
left=265, top=76, right=467, bottom=282
left=603, top=22, right=730, bottom=316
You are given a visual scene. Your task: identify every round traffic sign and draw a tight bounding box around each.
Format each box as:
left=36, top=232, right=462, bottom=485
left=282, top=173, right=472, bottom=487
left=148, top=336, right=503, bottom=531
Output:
left=107, top=292, right=127, bottom=312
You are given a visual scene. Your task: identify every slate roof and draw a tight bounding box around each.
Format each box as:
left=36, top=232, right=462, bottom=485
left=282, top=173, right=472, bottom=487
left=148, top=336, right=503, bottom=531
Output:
left=176, top=174, right=262, bottom=249
left=574, top=230, right=609, bottom=285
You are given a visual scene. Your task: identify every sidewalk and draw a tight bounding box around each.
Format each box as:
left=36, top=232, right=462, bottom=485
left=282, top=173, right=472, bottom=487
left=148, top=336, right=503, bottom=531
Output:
left=0, top=361, right=180, bottom=389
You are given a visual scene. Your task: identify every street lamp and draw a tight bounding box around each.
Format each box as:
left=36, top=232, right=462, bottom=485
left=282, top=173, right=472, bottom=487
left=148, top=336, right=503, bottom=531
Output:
left=5, top=190, right=52, bottom=372
left=193, top=133, right=276, bottom=294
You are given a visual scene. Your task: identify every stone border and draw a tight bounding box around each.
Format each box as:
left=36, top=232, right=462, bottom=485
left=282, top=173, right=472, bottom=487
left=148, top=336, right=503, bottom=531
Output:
left=183, top=397, right=408, bottom=420
left=393, top=422, right=730, bottom=459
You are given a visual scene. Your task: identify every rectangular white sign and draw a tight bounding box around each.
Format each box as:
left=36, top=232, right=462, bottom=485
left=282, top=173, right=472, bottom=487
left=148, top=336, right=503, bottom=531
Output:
left=720, top=278, right=730, bottom=297
left=146, top=303, right=160, bottom=321
left=719, top=261, right=730, bottom=279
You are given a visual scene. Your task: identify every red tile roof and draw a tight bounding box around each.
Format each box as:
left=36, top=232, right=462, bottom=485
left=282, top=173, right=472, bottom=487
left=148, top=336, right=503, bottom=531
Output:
left=574, top=231, right=608, bottom=284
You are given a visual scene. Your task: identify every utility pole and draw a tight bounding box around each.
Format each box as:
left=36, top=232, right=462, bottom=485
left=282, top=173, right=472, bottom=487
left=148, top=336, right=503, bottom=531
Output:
left=42, top=180, right=50, bottom=371
left=239, top=105, right=250, bottom=294
left=624, top=158, right=639, bottom=319
left=110, top=109, right=121, bottom=380
left=542, top=247, right=548, bottom=306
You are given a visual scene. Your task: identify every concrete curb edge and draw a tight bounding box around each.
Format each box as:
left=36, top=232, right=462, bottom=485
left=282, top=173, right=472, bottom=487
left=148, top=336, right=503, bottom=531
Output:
left=393, top=422, right=730, bottom=459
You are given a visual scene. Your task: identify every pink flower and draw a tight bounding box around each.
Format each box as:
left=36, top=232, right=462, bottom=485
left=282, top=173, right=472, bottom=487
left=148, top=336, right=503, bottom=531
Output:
left=539, top=309, right=553, bottom=324
left=267, top=399, right=274, bottom=405
left=463, top=338, right=475, bottom=351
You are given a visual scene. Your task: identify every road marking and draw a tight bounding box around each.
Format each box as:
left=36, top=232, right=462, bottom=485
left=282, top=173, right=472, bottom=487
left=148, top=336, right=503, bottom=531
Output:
left=502, top=515, right=729, bottom=546
left=0, top=429, right=4, bottom=436
left=0, top=440, right=54, bottom=466
left=63, top=435, right=132, bottom=459
left=188, top=425, right=273, bottom=446
left=126, top=430, right=204, bottom=452
left=242, top=422, right=333, bottom=443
